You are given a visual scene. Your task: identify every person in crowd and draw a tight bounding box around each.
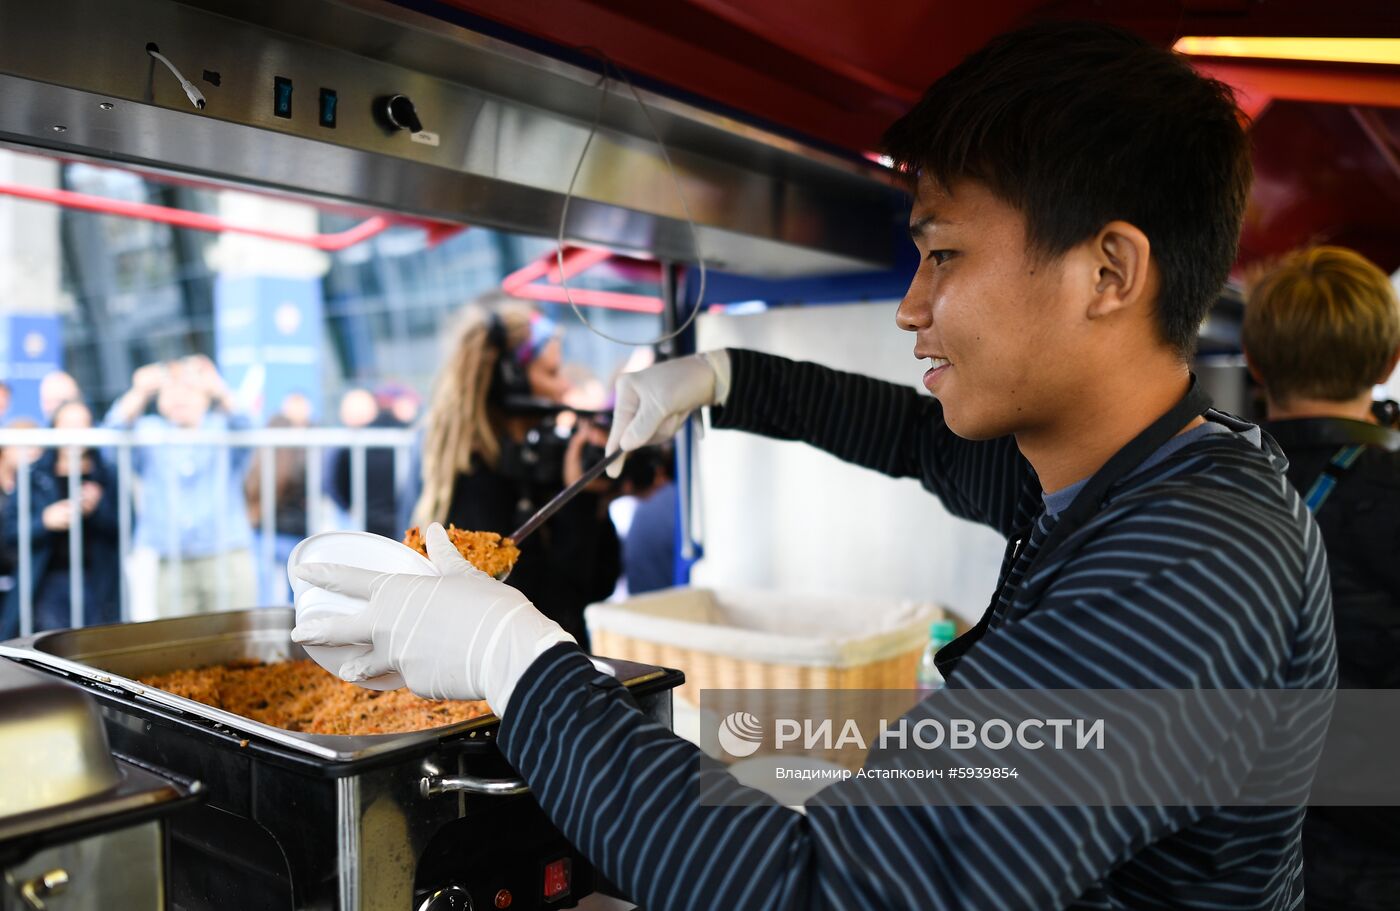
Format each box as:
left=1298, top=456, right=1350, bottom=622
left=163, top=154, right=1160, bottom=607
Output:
left=338, top=388, right=377, bottom=429
left=295, top=23, right=1336, bottom=910
left=0, top=418, right=39, bottom=638
left=278, top=391, right=314, bottom=428
left=619, top=445, right=676, bottom=596
left=404, top=298, right=619, bottom=648
left=375, top=382, right=421, bottom=426
left=104, top=356, right=256, bottom=616
left=561, top=364, right=608, bottom=413
left=0, top=381, right=11, bottom=423
left=394, top=391, right=421, bottom=426
left=1241, top=245, right=1400, bottom=910
left=38, top=370, right=80, bottom=424
left=2, top=401, right=120, bottom=631
left=0, top=419, right=38, bottom=497
left=246, top=394, right=313, bottom=605
left=329, top=387, right=403, bottom=539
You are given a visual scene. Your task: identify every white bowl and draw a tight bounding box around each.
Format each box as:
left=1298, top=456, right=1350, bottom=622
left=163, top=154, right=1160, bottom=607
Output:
left=286, top=531, right=437, bottom=691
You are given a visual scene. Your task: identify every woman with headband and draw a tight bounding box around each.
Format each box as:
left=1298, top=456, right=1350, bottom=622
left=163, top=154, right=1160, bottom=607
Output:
left=410, top=295, right=620, bottom=649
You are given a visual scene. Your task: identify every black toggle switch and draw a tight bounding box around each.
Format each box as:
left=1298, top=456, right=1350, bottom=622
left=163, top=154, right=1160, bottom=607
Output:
left=273, top=76, right=293, bottom=119
left=376, top=94, right=423, bottom=133
left=319, top=88, right=338, bottom=128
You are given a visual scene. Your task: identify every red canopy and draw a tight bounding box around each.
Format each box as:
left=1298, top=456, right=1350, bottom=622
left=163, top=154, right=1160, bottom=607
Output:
left=436, top=0, right=1400, bottom=272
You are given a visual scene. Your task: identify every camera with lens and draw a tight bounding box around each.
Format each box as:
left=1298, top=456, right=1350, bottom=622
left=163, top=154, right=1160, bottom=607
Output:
left=494, top=395, right=613, bottom=488
left=497, top=411, right=591, bottom=487
left=496, top=398, right=663, bottom=491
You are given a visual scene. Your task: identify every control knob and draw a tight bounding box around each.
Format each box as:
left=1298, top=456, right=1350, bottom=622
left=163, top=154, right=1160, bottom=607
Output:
left=377, top=94, right=423, bottom=133
left=416, top=885, right=473, bottom=911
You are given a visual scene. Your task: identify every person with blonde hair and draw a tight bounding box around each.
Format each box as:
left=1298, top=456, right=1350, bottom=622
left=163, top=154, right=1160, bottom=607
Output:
left=1243, top=245, right=1400, bottom=911
left=408, top=296, right=618, bottom=648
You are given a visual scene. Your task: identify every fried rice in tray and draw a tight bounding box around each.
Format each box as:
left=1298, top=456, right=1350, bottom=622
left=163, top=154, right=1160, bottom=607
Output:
left=403, top=524, right=520, bottom=578
left=138, top=524, right=521, bottom=736
left=140, top=659, right=491, bottom=736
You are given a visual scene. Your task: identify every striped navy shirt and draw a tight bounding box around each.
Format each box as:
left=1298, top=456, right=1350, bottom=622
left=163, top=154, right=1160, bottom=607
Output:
left=499, top=350, right=1337, bottom=910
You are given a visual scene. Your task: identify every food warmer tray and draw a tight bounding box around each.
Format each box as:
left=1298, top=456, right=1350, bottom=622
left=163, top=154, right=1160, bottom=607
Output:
left=0, top=608, right=681, bottom=776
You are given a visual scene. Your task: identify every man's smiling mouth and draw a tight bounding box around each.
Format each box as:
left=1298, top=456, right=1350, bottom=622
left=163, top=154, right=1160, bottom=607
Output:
left=918, top=353, right=952, bottom=390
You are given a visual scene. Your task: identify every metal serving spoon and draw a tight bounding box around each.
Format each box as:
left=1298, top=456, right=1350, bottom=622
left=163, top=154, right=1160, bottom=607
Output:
left=494, top=447, right=627, bottom=581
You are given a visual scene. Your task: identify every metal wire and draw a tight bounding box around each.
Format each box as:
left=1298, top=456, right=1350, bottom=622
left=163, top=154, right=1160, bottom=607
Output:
left=557, top=48, right=706, bottom=347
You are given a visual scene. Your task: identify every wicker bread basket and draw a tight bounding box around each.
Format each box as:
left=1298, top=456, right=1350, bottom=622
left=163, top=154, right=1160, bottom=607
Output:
left=586, top=587, right=944, bottom=704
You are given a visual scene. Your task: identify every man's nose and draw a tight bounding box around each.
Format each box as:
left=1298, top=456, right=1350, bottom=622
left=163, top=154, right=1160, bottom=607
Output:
left=895, top=276, right=931, bottom=333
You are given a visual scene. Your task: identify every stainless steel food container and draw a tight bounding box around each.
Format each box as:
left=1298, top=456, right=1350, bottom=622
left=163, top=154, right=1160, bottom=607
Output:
left=0, top=660, right=199, bottom=911
left=1, top=609, right=682, bottom=911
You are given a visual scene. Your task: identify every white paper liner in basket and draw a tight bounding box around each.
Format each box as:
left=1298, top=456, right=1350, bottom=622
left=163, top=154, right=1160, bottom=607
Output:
left=585, top=587, right=942, bottom=669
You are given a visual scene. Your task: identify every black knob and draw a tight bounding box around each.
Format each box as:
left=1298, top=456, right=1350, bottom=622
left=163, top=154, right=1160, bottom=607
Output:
left=416, top=885, right=473, bottom=911
left=378, top=94, right=423, bottom=133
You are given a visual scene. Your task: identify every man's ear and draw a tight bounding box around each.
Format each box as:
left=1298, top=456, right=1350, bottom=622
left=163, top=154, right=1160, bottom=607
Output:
left=1242, top=349, right=1265, bottom=385
left=1375, top=345, right=1400, bottom=385
left=1085, top=220, right=1153, bottom=321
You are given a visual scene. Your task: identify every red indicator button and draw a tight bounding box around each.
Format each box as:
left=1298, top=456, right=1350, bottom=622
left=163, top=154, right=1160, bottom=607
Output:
left=493, top=889, right=512, bottom=909
left=543, top=858, right=572, bottom=902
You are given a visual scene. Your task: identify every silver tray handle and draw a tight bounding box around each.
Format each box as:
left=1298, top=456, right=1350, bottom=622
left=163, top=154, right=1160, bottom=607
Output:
left=420, top=772, right=530, bottom=798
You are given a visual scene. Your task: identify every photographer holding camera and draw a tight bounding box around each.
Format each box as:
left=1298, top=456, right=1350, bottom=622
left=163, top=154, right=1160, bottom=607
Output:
left=409, top=297, right=620, bottom=649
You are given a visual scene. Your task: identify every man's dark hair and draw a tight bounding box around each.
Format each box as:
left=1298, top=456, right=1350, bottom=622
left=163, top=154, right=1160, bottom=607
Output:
left=883, top=21, right=1251, bottom=356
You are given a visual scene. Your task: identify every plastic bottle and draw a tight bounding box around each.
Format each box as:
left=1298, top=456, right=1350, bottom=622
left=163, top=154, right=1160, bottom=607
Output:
left=916, top=619, right=959, bottom=692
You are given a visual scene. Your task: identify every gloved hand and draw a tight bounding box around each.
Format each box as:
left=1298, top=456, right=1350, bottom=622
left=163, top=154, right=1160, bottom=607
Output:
left=290, top=523, right=575, bottom=714
left=604, top=350, right=731, bottom=478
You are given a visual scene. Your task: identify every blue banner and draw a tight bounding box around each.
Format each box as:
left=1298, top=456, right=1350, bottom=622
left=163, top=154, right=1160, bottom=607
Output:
left=214, top=276, right=323, bottom=422
left=0, top=314, right=63, bottom=422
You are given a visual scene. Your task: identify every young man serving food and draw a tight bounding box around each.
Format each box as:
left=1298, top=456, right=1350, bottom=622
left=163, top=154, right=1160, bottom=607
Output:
left=294, top=21, right=1337, bottom=909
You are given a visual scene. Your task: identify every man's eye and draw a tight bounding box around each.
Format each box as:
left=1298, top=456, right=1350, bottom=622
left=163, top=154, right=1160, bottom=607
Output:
left=927, top=250, right=955, bottom=266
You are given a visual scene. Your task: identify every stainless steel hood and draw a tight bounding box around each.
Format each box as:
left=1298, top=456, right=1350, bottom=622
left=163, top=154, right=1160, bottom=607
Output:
left=0, top=0, right=902, bottom=276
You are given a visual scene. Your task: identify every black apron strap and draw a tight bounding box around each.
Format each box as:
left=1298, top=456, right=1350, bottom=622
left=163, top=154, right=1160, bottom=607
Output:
left=934, top=531, right=1024, bottom=675
left=937, top=376, right=1213, bottom=680
left=1303, top=444, right=1366, bottom=514
left=1016, top=376, right=1213, bottom=600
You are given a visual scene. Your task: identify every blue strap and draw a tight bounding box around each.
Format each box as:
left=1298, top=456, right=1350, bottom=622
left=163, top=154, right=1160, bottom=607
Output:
left=1303, top=444, right=1366, bottom=513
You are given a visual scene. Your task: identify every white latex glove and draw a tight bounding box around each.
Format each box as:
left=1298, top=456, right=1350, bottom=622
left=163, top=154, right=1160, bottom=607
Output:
left=604, top=350, right=731, bottom=478
left=290, top=523, right=574, bottom=714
